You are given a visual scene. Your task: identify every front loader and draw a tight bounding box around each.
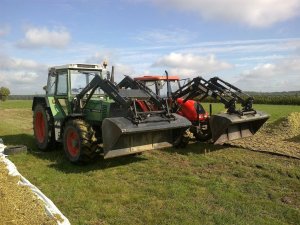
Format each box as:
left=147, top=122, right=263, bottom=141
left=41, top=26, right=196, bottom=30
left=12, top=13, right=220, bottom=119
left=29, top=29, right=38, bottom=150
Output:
left=128, top=73, right=269, bottom=145
left=32, top=64, right=191, bottom=163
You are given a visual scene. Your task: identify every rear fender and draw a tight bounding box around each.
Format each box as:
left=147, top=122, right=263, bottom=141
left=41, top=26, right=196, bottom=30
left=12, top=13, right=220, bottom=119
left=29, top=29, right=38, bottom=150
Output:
left=32, top=96, right=49, bottom=111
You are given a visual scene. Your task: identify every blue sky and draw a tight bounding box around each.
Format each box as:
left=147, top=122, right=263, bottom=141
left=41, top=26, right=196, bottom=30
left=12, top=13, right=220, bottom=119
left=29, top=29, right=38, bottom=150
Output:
left=0, top=0, right=300, bottom=94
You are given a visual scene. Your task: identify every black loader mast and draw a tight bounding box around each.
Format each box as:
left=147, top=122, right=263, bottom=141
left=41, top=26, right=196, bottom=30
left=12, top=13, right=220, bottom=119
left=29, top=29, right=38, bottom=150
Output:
left=171, top=75, right=256, bottom=116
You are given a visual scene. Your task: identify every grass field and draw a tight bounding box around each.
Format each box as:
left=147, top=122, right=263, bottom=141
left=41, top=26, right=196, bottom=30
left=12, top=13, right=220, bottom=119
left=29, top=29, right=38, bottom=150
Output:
left=1, top=100, right=300, bottom=225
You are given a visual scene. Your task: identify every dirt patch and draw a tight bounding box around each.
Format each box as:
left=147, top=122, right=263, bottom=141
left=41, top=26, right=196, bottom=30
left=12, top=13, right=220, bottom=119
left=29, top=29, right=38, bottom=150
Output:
left=0, top=160, right=56, bottom=225
left=229, top=112, right=300, bottom=159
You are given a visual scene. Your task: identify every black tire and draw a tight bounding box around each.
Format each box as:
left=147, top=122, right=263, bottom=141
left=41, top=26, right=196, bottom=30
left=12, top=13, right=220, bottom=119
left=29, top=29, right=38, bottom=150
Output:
left=195, top=128, right=212, bottom=142
left=63, top=119, right=98, bottom=164
left=33, top=104, right=56, bottom=151
left=173, top=128, right=191, bottom=148
left=194, top=131, right=212, bottom=142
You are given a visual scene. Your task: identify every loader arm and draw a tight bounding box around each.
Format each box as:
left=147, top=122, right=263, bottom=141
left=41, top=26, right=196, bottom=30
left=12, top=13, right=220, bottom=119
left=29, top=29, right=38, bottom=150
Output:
left=169, top=75, right=269, bottom=144
left=74, top=74, right=176, bottom=124
left=73, top=74, right=129, bottom=113
left=208, top=77, right=254, bottom=113
left=117, top=76, right=164, bottom=108
left=171, top=76, right=241, bottom=114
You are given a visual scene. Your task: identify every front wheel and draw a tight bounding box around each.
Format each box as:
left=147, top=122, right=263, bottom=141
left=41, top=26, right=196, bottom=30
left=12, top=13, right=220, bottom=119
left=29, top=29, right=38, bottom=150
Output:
left=195, top=128, right=212, bottom=142
left=63, top=119, right=98, bottom=164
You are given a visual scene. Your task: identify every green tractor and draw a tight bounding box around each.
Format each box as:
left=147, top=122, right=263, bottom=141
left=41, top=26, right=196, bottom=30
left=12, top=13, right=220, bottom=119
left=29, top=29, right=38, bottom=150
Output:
left=32, top=63, right=191, bottom=163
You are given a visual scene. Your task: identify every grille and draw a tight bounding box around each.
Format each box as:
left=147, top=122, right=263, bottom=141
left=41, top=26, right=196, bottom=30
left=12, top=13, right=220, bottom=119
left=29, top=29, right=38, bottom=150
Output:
left=102, top=105, right=108, bottom=118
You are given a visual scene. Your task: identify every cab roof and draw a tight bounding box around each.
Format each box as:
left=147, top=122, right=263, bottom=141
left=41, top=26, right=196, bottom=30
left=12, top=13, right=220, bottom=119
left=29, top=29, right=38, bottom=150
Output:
left=49, top=63, right=103, bottom=71
left=134, top=75, right=180, bottom=81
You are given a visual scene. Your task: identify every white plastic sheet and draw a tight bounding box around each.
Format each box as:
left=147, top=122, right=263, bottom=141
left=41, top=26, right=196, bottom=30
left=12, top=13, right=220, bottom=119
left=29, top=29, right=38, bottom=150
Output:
left=0, top=143, right=71, bottom=225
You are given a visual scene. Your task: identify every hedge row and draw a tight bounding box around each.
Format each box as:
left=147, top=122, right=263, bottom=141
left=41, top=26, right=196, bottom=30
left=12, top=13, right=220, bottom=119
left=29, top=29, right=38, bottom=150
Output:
left=201, top=95, right=300, bottom=105
left=8, top=95, right=35, bottom=100
left=7, top=94, right=300, bottom=105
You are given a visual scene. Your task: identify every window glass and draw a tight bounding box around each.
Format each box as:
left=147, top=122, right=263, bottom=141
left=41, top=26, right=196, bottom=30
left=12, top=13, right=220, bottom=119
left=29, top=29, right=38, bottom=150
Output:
left=56, top=72, right=68, bottom=95
left=194, top=102, right=206, bottom=114
left=47, top=75, right=56, bottom=95
left=157, top=81, right=178, bottom=97
left=71, top=72, right=87, bottom=94
left=70, top=70, right=102, bottom=95
left=144, top=81, right=157, bottom=94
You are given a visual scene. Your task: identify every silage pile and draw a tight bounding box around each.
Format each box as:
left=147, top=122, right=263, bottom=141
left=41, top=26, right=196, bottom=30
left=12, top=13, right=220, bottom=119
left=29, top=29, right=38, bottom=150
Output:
left=229, top=112, right=300, bottom=159
left=0, top=160, right=57, bottom=225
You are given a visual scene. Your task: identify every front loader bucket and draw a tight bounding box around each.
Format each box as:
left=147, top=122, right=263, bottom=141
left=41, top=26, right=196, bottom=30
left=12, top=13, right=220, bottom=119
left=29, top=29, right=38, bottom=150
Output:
left=210, top=111, right=269, bottom=144
left=102, top=114, right=191, bottom=159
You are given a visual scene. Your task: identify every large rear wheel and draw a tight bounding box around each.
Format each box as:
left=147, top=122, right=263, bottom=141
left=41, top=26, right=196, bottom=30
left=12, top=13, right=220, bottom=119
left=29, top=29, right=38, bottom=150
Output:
left=63, top=119, right=98, bottom=164
left=33, top=104, right=56, bottom=151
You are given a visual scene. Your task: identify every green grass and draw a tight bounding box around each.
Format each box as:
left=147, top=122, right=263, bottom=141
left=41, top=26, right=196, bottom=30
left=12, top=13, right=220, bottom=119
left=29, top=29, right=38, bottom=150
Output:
left=1, top=100, right=300, bottom=225
left=0, top=100, right=32, bottom=109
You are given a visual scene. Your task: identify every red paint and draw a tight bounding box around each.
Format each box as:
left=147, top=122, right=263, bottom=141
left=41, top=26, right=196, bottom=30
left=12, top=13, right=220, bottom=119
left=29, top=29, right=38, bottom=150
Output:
left=176, top=98, right=208, bottom=122
left=35, top=111, right=45, bottom=143
left=66, top=129, right=80, bottom=157
left=136, top=100, right=149, bottom=112
left=134, top=75, right=180, bottom=81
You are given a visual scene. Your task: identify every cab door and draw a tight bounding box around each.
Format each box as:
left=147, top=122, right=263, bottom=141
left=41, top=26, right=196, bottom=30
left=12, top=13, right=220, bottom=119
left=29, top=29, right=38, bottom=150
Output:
left=54, top=69, right=71, bottom=116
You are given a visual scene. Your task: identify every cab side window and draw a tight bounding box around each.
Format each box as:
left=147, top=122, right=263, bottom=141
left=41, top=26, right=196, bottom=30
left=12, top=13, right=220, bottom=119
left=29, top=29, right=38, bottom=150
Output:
left=56, top=72, right=68, bottom=95
left=47, top=75, right=56, bottom=95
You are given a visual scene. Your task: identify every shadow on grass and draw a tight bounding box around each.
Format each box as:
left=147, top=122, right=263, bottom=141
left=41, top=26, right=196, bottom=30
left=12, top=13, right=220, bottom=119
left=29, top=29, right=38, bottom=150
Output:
left=164, top=140, right=227, bottom=155
left=285, top=134, right=300, bottom=143
left=2, top=134, right=228, bottom=173
left=1, top=133, right=36, bottom=149
left=1, top=133, right=147, bottom=173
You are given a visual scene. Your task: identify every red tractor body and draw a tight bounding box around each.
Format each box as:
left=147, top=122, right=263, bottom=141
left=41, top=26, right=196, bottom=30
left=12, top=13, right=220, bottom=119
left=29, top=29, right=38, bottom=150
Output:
left=176, top=98, right=209, bottom=122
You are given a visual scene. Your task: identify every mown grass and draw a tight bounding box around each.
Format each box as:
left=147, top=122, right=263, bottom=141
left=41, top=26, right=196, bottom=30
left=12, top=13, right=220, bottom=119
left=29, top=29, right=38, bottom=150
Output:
left=0, top=100, right=32, bottom=109
left=1, top=100, right=300, bottom=225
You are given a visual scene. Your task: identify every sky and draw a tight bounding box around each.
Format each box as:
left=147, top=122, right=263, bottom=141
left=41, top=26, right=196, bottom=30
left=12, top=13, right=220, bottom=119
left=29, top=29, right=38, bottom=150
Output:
left=0, top=0, right=300, bottom=94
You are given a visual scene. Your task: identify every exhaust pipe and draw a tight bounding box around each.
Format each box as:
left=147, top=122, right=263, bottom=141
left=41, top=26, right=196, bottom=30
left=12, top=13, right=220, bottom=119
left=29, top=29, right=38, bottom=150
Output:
left=111, top=66, right=115, bottom=83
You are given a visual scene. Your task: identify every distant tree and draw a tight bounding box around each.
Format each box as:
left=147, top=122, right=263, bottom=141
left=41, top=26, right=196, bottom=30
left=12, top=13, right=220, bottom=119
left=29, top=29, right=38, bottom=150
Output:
left=0, top=87, right=11, bottom=101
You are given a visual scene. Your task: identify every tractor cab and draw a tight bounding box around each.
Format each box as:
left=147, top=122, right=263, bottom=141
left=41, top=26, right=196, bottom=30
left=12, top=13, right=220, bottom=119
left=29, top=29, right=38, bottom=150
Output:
left=43, top=63, right=112, bottom=124
left=133, top=75, right=182, bottom=96
left=134, top=75, right=209, bottom=121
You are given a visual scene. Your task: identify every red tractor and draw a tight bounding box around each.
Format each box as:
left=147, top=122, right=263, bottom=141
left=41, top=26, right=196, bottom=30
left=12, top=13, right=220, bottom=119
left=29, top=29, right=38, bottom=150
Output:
left=118, top=73, right=269, bottom=147
left=133, top=75, right=211, bottom=142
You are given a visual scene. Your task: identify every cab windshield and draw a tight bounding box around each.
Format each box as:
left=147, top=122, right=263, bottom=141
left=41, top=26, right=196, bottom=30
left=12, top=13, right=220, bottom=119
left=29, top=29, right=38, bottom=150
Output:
left=70, top=70, right=102, bottom=95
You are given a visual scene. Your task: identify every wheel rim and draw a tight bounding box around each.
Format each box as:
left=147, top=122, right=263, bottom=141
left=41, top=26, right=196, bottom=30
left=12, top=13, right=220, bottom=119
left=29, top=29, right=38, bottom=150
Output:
left=66, top=128, right=80, bottom=157
left=35, top=111, right=46, bottom=143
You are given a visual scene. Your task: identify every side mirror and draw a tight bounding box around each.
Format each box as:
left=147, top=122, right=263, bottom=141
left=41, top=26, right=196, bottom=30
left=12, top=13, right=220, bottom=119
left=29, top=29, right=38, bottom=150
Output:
left=49, top=68, right=57, bottom=77
left=43, top=85, right=48, bottom=93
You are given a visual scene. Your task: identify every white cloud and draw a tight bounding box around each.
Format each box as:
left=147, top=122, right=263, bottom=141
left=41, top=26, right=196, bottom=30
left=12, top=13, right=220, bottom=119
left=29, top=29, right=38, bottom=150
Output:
left=85, top=51, right=135, bottom=81
left=0, top=54, right=43, bottom=71
left=0, top=54, right=47, bottom=94
left=143, top=0, right=300, bottom=27
left=152, top=52, right=233, bottom=76
left=17, top=27, right=71, bottom=49
left=0, top=25, right=10, bottom=37
left=85, top=51, right=116, bottom=65
left=135, top=29, right=196, bottom=44
left=234, top=57, right=300, bottom=91
left=114, top=63, right=135, bottom=77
